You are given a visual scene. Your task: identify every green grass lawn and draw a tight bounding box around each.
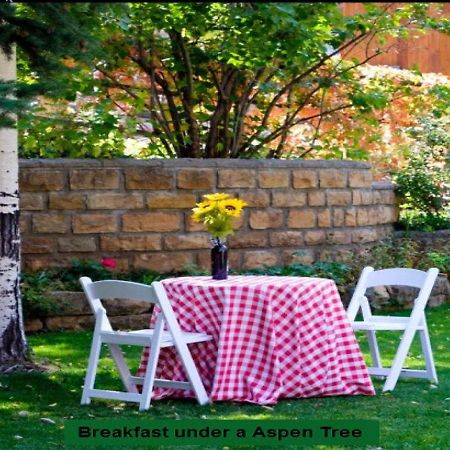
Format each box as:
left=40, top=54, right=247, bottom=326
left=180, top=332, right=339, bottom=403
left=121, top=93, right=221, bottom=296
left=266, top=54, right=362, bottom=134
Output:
left=0, top=303, right=449, bottom=450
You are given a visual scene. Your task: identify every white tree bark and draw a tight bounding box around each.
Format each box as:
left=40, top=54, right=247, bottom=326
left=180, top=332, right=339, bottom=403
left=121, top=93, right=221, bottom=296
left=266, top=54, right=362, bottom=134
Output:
left=0, top=47, right=27, bottom=364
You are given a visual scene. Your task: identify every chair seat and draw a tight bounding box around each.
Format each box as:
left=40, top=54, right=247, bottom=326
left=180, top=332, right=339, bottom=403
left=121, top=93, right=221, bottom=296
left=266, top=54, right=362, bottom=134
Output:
left=351, top=319, right=424, bottom=331
left=101, top=329, right=212, bottom=347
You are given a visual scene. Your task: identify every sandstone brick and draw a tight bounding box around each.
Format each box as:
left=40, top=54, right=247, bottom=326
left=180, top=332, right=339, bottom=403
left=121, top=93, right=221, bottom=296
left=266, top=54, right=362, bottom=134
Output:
left=282, top=248, right=315, bottom=265
left=272, top=191, right=306, bottom=207
left=327, top=190, right=352, bottom=206
left=49, top=193, right=85, bottom=210
left=353, top=190, right=373, bottom=205
left=287, top=209, right=316, bottom=228
left=20, top=169, right=65, bottom=192
left=101, top=235, right=161, bottom=252
left=333, top=209, right=345, bottom=227
left=304, top=230, right=326, bottom=245
left=164, top=234, right=209, bottom=250
left=345, top=208, right=357, bottom=227
left=87, top=193, right=143, bottom=209
left=70, top=169, right=119, bottom=190
left=20, top=193, right=45, bottom=211
left=308, top=191, right=326, bottom=206
left=243, top=250, right=278, bottom=269
left=258, top=170, right=289, bottom=188
left=177, top=169, right=215, bottom=189
left=218, top=169, right=256, bottom=188
left=349, top=170, right=373, bottom=188
left=352, top=228, right=378, bottom=243
left=20, top=214, right=31, bottom=235
left=228, top=231, right=269, bottom=248
left=25, top=319, right=44, bottom=332
left=147, top=192, right=196, bottom=209
left=32, top=214, right=68, bottom=234
left=373, top=190, right=396, bottom=204
left=317, top=209, right=332, bottom=228
left=58, top=237, right=97, bottom=252
left=270, top=231, right=304, bottom=247
left=122, top=212, right=180, bottom=232
left=185, top=214, right=206, bottom=232
left=292, top=170, right=318, bottom=188
left=73, top=214, right=117, bottom=234
left=134, top=252, right=193, bottom=272
left=23, top=257, right=70, bottom=272
left=124, top=168, right=173, bottom=190
left=319, top=169, right=347, bottom=188
left=249, top=210, right=284, bottom=229
left=239, top=191, right=270, bottom=208
left=357, top=209, right=371, bottom=226
left=22, top=237, right=54, bottom=254
left=326, top=230, right=352, bottom=245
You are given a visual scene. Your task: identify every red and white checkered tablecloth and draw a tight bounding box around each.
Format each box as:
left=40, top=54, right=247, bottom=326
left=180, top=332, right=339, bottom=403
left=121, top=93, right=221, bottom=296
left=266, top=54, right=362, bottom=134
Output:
left=138, top=275, right=375, bottom=404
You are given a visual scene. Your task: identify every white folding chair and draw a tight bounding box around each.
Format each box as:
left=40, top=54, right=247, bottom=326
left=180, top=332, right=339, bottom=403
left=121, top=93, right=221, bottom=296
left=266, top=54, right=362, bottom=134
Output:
left=80, top=277, right=212, bottom=410
left=347, top=266, right=439, bottom=392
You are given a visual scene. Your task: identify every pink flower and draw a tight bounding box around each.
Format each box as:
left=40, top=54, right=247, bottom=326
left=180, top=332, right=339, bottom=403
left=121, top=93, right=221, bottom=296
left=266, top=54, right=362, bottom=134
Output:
left=101, top=258, right=117, bottom=269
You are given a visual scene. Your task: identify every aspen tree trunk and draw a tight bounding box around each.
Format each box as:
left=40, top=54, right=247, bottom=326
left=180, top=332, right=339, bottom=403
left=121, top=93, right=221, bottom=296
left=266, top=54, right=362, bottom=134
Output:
left=0, top=47, right=27, bottom=364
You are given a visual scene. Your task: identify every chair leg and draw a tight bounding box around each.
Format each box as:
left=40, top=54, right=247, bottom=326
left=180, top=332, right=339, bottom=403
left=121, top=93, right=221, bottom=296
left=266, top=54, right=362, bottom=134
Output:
left=367, top=330, right=382, bottom=368
left=177, top=344, right=209, bottom=405
left=139, top=343, right=162, bottom=411
left=81, top=333, right=103, bottom=405
left=382, top=327, right=417, bottom=392
left=108, top=344, right=139, bottom=393
left=419, top=319, right=438, bottom=383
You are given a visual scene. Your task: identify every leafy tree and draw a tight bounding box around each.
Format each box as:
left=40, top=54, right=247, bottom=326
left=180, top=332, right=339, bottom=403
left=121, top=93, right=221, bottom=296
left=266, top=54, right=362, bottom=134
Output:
left=17, top=2, right=450, bottom=159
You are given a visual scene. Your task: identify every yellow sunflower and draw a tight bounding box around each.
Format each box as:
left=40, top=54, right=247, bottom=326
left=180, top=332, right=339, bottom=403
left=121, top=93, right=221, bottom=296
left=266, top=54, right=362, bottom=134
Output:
left=191, top=200, right=215, bottom=222
left=203, top=193, right=231, bottom=202
left=218, top=198, right=248, bottom=217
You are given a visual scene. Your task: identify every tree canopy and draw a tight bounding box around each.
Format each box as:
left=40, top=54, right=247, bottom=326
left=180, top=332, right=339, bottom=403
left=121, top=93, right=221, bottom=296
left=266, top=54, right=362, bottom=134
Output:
left=5, top=2, right=450, bottom=158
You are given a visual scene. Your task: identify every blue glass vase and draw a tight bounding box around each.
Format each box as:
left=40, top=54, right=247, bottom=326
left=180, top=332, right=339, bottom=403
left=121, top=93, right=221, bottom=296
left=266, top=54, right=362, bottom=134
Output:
left=211, top=238, right=228, bottom=280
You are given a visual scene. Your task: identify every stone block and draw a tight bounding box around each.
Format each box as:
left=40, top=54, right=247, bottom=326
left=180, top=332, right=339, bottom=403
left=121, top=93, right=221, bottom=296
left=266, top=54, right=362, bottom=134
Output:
left=304, top=230, right=326, bottom=245
left=164, top=233, right=209, bottom=250
left=352, top=228, right=378, bottom=243
left=292, top=170, right=318, bottom=188
left=177, top=169, right=215, bottom=189
left=58, top=237, right=97, bottom=252
left=353, top=190, right=373, bottom=205
left=239, top=191, right=270, bottom=208
left=326, top=230, right=352, bottom=245
left=243, top=250, right=279, bottom=269
left=20, top=193, right=46, bottom=211
left=185, top=214, right=206, bottom=232
left=20, top=214, right=31, bottom=235
left=349, top=170, right=373, bottom=188
left=70, top=169, right=119, bottom=190
left=308, top=191, right=326, bottom=206
left=22, top=237, right=54, bottom=254
left=272, top=191, right=306, bottom=207
left=333, top=209, right=345, bottom=227
left=317, top=209, right=332, bottom=228
left=134, top=252, right=193, bottom=272
left=101, top=235, right=161, bottom=252
left=345, top=208, right=357, bottom=227
left=258, top=170, right=289, bottom=188
left=282, top=248, right=315, bottom=265
left=147, top=192, right=197, bottom=209
left=319, top=169, right=347, bottom=188
left=32, top=214, right=68, bottom=234
left=49, top=193, right=85, bottom=210
left=270, top=231, right=304, bottom=247
left=229, top=231, right=269, bottom=248
left=287, top=209, right=316, bottom=228
left=72, top=214, right=117, bottom=234
left=20, top=169, right=65, bottom=192
left=25, top=319, right=44, bottom=332
left=357, top=209, right=371, bottom=226
left=327, top=190, right=352, bottom=206
left=87, top=193, right=143, bottom=209
left=218, top=169, right=256, bottom=188
left=125, top=168, right=173, bottom=190
left=122, top=212, right=180, bottom=232
left=249, top=210, right=284, bottom=229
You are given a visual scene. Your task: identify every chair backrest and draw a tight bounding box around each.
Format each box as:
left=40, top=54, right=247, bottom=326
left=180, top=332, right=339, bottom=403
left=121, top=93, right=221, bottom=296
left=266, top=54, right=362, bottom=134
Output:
left=347, top=267, right=439, bottom=321
left=79, top=277, right=185, bottom=336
